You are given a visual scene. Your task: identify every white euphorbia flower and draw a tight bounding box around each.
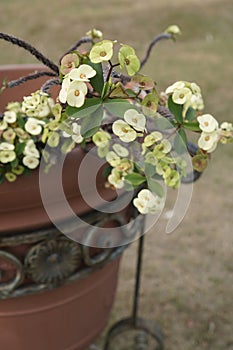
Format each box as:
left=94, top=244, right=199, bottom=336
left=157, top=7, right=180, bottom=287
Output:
left=189, top=93, right=204, bottom=111
left=133, top=189, right=163, bottom=214
left=124, top=109, right=146, bottom=132
left=59, top=76, right=71, bottom=104
left=69, top=64, right=96, bottom=82
left=165, top=81, right=185, bottom=94
left=24, top=140, right=40, bottom=158
left=108, top=168, right=124, bottom=189
left=66, top=81, right=88, bottom=108
left=190, top=82, right=201, bottom=95
left=112, top=120, right=137, bottom=142
left=220, top=122, right=233, bottom=132
left=0, top=150, right=16, bottom=163
left=106, top=151, right=121, bottom=167
left=3, top=111, right=17, bottom=124
left=198, top=131, right=219, bottom=153
left=143, top=131, right=163, bottom=147
left=112, top=144, right=129, bottom=157
left=63, top=123, right=83, bottom=143
left=72, top=124, right=83, bottom=143
left=197, top=114, right=219, bottom=133
left=23, top=155, right=40, bottom=169
left=0, top=119, right=8, bottom=130
left=0, top=142, right=15, bottom=151
left=172, top=87, right=192, bottom=105
left=25, top=118, right=45, bottom=135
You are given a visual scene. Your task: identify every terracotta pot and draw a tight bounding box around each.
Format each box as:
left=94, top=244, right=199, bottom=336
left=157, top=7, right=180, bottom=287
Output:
left=0, top=65, right=132, bottom=350
left=0, top=256, right=121, bottom=350
left=0, top=65, right=117, bottom=234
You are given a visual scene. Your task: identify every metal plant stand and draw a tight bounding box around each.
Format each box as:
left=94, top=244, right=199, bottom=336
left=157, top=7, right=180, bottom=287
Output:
left=103, top=144, right=202, bottom=350
left=104, top=224, right=164, bottom=350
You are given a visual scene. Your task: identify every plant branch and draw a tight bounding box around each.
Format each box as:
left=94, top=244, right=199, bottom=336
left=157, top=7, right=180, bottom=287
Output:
left=41, top=78, right=60, bottom=93
left=59, top=36, right=92, bottom=64
left=4, top=71, right=58, bottom=89
left=0, top=32, right=59, bottom=74
left=140, top=33, right=172, bottom=69
left=157, top=105, right=175, bottom=120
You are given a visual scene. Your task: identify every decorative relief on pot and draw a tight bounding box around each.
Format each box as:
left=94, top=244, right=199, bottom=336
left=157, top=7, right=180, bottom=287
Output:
left=25, top=239, right=82, bottom=284
left=0, top=250, right=24, bottom=297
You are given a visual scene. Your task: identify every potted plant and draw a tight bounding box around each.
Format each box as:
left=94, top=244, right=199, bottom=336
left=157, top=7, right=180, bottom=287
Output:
left=0, top=26, right=232, bottom=350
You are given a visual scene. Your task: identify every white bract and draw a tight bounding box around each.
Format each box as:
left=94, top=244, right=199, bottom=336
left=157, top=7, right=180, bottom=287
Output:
left=71, top=123, right=83, bottom=144
left=133, top=189, right=164, bottom=214
left=198, top=131, right=219, bottom=153
left=66, top=81, right=88, bottom=108
left=3, top=111, right=17, bottom=124
left=24, top=140, right=40, bottom=158
left=106, top=151, right=121, bottom=167
left=112, top=120, right=137, bottom=142
left=165, top=81, right=185, bottom=94
left=23, top=155, right=40, bottom=169
left=0, top=150, right=16, bottom=163
left=124, top=109, right=146, bottom=132
left=197, top=114, right=219, bottom=133
left=112, top=144, right=129, bottom=157
left=69, top=64, right=96, bottom=82
left=25, top=118, right=45, bottom=135
left=108, top=168, right=124, bottom=189
left=0, top=142, right=15, bottom=151
left=172, top=87, right=192, bottom=105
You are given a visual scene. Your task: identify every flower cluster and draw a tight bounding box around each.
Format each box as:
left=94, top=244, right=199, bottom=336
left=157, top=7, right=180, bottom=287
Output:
left=0, top=27, right=232, bottom=214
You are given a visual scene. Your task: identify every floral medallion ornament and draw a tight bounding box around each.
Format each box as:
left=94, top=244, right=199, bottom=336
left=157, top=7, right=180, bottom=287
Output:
left=25, top=239, right=82, bottom=284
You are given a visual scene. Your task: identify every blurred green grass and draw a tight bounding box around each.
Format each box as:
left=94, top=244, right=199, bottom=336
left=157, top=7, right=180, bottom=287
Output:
left=1, top=1, right=233, bottom=349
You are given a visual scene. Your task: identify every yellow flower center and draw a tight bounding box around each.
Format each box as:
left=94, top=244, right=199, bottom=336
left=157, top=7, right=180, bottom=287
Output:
left=75, top=90, right=80, bottom=96
left=205, top=135, right=210, bottom=141
left=132, top=118, right=137, bottom=123
left=125, top=58, right=130, bottom=65
left=122, top=127, right=128, bottom=133
left=100, top=51, right=107, bottom=57
left=204, top=121, right=209, bottom=126
left=80, top=73, right=86, bottom=79
left=179, top=93, right=184, bottom=98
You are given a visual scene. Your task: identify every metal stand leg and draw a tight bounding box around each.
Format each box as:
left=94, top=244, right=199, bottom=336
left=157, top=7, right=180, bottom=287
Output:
left=104, top=218, right=164, bottom=350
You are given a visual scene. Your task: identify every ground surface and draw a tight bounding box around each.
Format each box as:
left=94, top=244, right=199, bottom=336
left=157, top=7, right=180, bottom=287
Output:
left=0, top=1, right=232, bottom=349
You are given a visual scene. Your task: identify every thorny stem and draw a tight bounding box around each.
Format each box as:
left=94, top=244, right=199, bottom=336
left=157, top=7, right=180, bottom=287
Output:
left=59, top=36, right=93, bottom=64
left=140, top=33, right=172, bottom=69
left=40, top=78, right=60, bottom=93
left=4, top=71, right=57, bottom=89
left=0, top=32, right=59, bottom=74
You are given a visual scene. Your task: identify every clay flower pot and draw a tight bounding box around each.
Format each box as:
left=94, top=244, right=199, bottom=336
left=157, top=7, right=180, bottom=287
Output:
left=0, top=65, right=133, bottom=350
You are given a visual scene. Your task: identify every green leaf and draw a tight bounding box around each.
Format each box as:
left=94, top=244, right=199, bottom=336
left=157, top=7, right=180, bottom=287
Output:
left=17, top=114, right=25, bottom=128
left=65, top=98, right=102, bottom=119
left=152, top=117, right=175, bottom=130
left=15, top=142, right=26, bottom=155
left=88, top=61, right=104, bottom=95
left=10, top=158, right=19, bottom=169
left=174, top=128, right=187, bottom=155
left=81, top=106, right=103, bottom=138
left=168, top=95, right=183, bottom=124
left=102, top=165, right=113, bottom=178
left=101, top=82, right=110, bottom=99
left=104, top=99, right=138, bottom=118
left=148, top=178, right=164, bottom=198
left=144, top=162, right=156, bottom=177
left=125, top=172, right=146, bottom=187
left=0, top=174, right=5, bottom=184
left=183, top=121, right=201, bottom=132
left=185, top=106, right=197, bottom=121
